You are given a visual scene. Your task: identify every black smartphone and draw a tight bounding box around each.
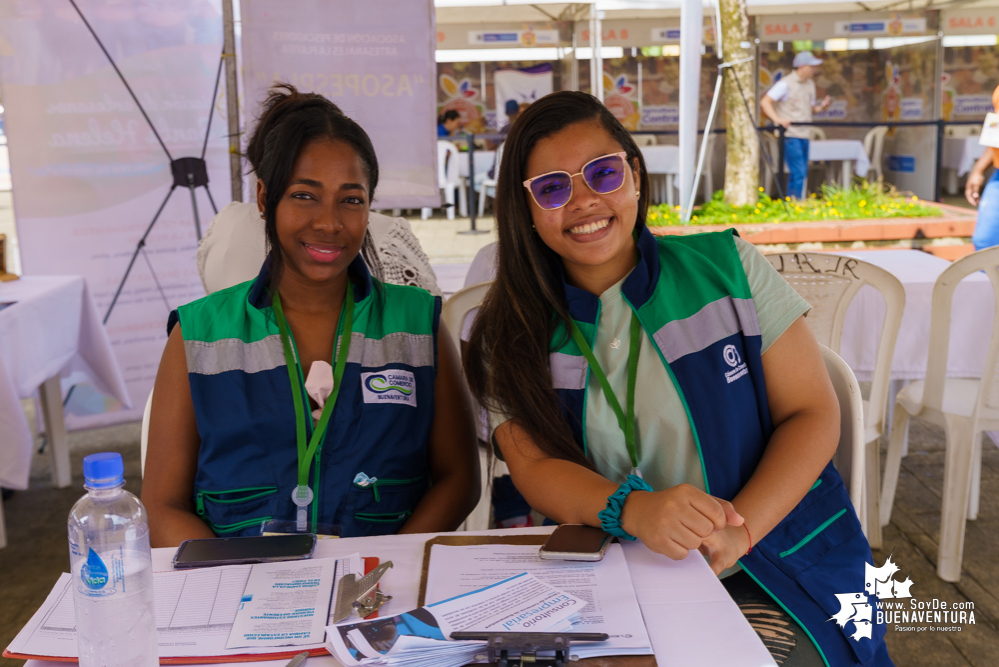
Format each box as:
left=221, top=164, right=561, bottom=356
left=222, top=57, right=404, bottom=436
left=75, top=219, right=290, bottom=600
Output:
left=172, top=534, right=317, bottom=569
left=539, top=524, right=613, bottom=561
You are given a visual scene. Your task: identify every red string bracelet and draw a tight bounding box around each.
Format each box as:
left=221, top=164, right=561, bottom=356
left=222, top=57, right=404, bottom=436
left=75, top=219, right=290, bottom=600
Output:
left=743, top=523, right=753, bottom=555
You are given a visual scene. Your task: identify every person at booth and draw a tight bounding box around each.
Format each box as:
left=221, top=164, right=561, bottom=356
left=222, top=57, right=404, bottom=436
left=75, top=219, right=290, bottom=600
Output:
left=437, top=109, right=461, bottom=138
left=760, top=51, right=832, bottom=199
left=964, top=83, right=999, bottom=250
left=142, top=85, right=479, bottom=547
left=463, top=90, right=891, bottom=667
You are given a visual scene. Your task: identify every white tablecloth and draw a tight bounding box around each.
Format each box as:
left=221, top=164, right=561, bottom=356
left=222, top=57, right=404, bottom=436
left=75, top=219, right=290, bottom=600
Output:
left=941, top=136, right=986, bottom=177
left=0, top=276, right=130, bottom=490
left=23, top=527, right=775, bottom=667
left=456, top=150, right=496, bottom=179
left=836, top=250, right=993, bottom=382
left=640, top=145, right=680, bottom=175
left=809, top=139, right=871, bottom=179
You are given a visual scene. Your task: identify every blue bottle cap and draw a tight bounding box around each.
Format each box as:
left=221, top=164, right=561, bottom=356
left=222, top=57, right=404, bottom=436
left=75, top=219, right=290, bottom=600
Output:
left=83, top=452, right=124, bottom=488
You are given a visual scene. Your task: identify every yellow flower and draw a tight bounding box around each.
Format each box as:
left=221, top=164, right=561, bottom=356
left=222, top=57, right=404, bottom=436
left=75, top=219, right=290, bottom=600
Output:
left=732, top=214, right=737, bottom=219
left=758, top=187, right=765, bottom=192
left=911, top=195, right=918, bottom=201
left=859, top=200, right=867, bottom=207
left=829, top=208, right=839, bottom=215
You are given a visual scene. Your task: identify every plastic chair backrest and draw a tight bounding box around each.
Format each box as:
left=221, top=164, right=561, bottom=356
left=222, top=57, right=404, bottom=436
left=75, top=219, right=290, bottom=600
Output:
left=765, top=252, right=905, bottom=435
left=441, top=282, right=492, bottom=355
left=921, top=246, right=999, bottom=415
left=437, top=140, right=460, bottom=188
left=807, top=126, right=828, bottom=142
left=820, top=344, right=865, bottom=515
left=140, top=387, right=153, bottom=477
left=631, top=134, right=657, bottom=146
left=863, top=126, right=888, bottom=177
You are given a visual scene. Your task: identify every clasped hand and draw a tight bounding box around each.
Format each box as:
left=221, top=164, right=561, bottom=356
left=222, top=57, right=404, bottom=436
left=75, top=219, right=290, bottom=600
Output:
left=620, top=484, right=750, bottom=575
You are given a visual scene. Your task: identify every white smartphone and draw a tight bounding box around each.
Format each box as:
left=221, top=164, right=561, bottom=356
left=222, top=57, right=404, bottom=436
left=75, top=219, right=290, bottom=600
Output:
left=538, top=524, right=613, bottom=561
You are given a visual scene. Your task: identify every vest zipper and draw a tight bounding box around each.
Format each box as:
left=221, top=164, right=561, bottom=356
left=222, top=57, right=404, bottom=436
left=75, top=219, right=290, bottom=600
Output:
left=353, top=476, right=426, bottom=502
left=739, top=563, right=830, bottom=667
left=778, top=508, right=847, bottom=558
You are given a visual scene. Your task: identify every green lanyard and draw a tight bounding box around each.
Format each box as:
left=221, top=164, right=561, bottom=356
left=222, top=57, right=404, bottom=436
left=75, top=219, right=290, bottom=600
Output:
left=272, top=286, right=354, bottom=531
left=569, top=312, right=642, bottom=473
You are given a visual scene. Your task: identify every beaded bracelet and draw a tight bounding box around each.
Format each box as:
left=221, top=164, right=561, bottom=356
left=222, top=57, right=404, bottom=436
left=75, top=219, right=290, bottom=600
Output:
left=598, top=474, right=654, bottom=540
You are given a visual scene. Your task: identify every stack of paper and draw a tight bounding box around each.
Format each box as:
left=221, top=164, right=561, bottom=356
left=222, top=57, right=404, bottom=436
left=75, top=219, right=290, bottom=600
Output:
left=326, top=572, right=584, bottom=666
left=6, top=554, right=365, bottom=661
left=424, top=542, right=654, bottom=660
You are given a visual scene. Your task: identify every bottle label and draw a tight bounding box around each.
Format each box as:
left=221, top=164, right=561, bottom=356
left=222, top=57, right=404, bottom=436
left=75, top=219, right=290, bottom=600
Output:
left=82, top=548, right=109, bottom=590
left=78, top=547, right=126, bottom=597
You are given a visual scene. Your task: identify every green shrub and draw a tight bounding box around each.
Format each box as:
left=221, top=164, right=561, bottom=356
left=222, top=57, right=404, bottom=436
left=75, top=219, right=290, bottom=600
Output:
left=646, top=181, right=941, bottom=227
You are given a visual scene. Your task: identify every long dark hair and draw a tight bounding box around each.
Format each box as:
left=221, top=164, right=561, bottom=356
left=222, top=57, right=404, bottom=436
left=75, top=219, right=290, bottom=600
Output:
left=463, top=91, right=650, bottom=467
left=250, top=83, right=379, bottom=282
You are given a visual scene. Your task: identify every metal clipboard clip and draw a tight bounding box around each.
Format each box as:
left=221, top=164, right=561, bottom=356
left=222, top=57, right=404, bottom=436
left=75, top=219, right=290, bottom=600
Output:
left=449, top=631, right=610, bottom=667
left=333, top=560, right=393, bottom=623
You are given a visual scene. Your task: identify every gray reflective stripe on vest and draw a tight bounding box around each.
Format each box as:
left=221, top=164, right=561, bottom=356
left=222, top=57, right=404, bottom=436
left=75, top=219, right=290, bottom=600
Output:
left=550, top=352, right=587, bottom=390
left=185, top=335, right=287, bottom=375
left=186, top=332, right=434, bottom=376
left=653, top=296, right=761, bottom=364
left=345, top=331, right=436, bottom=368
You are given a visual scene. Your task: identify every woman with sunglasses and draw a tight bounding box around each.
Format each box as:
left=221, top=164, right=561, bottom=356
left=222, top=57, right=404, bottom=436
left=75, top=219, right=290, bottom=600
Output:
left=464, top=91, right=890, bottom=667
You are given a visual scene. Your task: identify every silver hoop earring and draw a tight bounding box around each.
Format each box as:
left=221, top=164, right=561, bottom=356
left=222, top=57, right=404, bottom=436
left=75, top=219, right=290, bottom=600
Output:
left=259, top=210, right=265, bottom=219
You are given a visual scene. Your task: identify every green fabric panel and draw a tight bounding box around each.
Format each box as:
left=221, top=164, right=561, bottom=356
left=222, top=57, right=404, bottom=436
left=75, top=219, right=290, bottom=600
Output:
left=178, top=279, right=276, bottom=344
left=640, top=231, right=753, bottom=327
left=178, top=278, right=436, bottom=346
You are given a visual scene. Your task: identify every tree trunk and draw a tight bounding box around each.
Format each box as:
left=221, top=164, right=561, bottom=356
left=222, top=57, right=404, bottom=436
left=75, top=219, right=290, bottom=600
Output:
left=719, top=0, right=758, bottom=207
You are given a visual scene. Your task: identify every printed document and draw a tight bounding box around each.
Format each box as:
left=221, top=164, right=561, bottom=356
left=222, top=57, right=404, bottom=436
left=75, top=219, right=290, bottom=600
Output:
left=326, top=572, right=584, bottom=666
left=7, top=555, right=359, bottom=659
left=225, top=558, right=337, bottom=649
left=424, top=543, right=653, bottom=658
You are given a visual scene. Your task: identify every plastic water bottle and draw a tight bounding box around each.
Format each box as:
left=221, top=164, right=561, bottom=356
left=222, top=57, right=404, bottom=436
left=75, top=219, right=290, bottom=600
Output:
left=68, top=452, right=158, bottom=667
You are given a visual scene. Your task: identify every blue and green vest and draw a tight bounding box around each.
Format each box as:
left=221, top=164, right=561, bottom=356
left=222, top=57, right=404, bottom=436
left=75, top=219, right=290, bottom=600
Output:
left=551, top=226, right=891, bottom=667
left=171, top=256, right=439, bottom=538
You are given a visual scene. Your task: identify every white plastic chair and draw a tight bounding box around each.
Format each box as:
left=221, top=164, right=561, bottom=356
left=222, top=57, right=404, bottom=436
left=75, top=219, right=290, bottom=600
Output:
left=422, top=140, right=466, bottom=220
left=807, top=126, right=827, bottom=141
left=765, top=252, right=906, bottom=543
left=140, top=387, right=153, bottom=477
left=477, top=143, right=504, bottom=217
left=820, top=344, right=866, bottom=523
left=441, top=282, right=494, bottom=531
left=863, top=126, right=888, bottom=182
left=879, top=245, right=999, bottom=582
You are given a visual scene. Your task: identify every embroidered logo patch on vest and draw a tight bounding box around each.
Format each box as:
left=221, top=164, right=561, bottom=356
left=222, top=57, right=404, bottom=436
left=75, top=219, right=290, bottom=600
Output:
left=361, top=371, right=417, bottom=407
left=723, top=344, right=749, bottom=384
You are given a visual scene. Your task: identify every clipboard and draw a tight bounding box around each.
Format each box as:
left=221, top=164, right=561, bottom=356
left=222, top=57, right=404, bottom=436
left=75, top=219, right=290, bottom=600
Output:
left=416, top=534, right=657, bottom=667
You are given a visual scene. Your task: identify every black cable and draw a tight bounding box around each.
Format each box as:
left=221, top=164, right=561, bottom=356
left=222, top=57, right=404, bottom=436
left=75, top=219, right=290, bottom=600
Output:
left=722, top=65, right=790, bottom=210
left=201, top=50, right=225, bottom=161
left=140, top=247, right=172, bottom=313
left=67, top=0, right=173, bottom=163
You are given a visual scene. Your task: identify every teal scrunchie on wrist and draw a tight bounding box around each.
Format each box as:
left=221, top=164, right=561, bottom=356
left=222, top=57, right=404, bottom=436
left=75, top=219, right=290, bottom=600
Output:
left=598, top=474, right=654, bottom=540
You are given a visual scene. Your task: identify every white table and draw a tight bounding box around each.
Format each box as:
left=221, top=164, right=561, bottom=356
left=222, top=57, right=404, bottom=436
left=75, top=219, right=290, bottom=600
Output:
left=639, top=145, right=680, bottom=206
left=0, top=276, right=131, bottom=548
left=941, top=136, right=986, bottom=194
left=456, top=150, right=496, bottom=179
left=835, top=250, right=992, bottom=382
left=808, top=139, right=871, bottom=188
left=23, top=527, right=775, bottom=667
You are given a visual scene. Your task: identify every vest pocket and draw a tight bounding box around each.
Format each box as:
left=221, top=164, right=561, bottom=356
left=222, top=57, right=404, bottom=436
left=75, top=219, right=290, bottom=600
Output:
left=342, top=475, right=428, bottom=536
left=195, top=486, right=278, bottom=536
left=355, top=510, right=413, bottom=524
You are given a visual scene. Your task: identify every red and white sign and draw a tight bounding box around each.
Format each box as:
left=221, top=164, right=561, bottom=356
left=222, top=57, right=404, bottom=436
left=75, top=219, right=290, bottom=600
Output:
left=942, top=9, right=999, bottom=34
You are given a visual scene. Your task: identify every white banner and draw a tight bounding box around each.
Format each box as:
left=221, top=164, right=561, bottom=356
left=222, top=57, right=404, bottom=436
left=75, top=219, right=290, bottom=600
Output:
left=494, top=64, right=554, bottom=129
left=0, top=0, right=230, bottom=427
left=240, top=0, right=439, bottom=209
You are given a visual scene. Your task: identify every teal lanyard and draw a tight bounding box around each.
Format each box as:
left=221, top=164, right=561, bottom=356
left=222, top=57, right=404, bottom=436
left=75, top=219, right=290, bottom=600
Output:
left=272, top=286, right=354, bottom=530
left=569, top=312, right=642, bottom=471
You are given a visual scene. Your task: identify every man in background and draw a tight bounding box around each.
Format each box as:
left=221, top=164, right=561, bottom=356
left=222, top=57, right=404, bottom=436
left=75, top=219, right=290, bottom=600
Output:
left=760, top=51, right=832, bottom=199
